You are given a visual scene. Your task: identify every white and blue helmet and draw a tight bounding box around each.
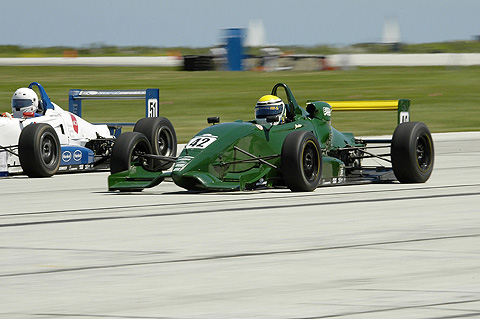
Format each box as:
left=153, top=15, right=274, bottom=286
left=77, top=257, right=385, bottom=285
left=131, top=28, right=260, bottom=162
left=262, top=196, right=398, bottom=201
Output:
left=11, top=88, right=39, bottom=118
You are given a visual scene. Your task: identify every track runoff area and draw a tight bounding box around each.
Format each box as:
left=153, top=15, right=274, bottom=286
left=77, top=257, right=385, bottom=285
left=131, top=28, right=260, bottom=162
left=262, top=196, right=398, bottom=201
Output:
left=1, top=131, right=479, bottom=318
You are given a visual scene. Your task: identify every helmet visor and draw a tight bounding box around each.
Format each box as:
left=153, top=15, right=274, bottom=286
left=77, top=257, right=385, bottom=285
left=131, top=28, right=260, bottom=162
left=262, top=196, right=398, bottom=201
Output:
left=12, top=99, right=35, bottom=108
left=255, top=104, right=283, bottom=118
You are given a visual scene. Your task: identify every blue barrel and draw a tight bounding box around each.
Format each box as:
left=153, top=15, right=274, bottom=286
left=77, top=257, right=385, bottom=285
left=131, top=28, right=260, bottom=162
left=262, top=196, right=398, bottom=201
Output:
left=224, top=28, right=244, bottom=71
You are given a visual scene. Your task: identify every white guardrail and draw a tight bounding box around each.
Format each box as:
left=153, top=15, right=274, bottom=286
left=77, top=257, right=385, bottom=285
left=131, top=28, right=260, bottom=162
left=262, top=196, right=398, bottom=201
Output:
left=0, top=56, right=183, bottom=67
left=1, top=53, right=480, bottom=67
left=328, top=53, right=480, bottom=67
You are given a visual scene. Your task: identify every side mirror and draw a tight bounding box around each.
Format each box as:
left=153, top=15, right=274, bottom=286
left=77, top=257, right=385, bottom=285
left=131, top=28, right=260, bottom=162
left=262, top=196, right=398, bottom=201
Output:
left=306, top=103, right=317, bottom=118
left=207, top=117, right=220, bottom=125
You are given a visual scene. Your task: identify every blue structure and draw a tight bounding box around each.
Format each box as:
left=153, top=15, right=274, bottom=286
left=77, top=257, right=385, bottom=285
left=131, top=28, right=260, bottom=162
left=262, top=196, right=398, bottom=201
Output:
left=69, top=89, right=159, bottom=118
left=224, top=28, right=245, bottom=71
left=68, top=88, right=159, bottom=136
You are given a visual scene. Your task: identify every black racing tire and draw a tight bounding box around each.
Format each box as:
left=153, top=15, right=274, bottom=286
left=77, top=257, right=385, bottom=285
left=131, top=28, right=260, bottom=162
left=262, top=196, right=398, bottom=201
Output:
left=281, top=130, right=322, bottom=192
left=391, top=121, right=434, bottom=183
left=134, top=117, right=177, bottom=170
left=18, top=123, right=61, bottom=177
left=110, top=132, right=152, bottom=174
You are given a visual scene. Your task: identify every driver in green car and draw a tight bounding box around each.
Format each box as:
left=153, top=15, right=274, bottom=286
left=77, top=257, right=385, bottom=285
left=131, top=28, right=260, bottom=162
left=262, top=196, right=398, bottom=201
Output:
left=254, top=95, right=286, bottom=125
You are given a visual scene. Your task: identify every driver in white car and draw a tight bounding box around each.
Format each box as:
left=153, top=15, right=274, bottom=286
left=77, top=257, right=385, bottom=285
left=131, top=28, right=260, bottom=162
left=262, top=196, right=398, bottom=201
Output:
left=2, top=87, right=42, bottom=118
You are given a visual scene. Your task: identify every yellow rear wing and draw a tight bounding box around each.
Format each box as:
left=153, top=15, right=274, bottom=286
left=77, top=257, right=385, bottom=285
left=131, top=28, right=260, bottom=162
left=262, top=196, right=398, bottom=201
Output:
left=325, top=99, right=410, bottom=124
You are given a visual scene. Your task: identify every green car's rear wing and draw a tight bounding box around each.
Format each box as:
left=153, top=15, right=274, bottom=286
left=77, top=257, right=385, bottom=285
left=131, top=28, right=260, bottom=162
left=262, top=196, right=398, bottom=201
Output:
left=325, top=99, right=410, bottom=124
left=273, top=83, right=410, bottom=125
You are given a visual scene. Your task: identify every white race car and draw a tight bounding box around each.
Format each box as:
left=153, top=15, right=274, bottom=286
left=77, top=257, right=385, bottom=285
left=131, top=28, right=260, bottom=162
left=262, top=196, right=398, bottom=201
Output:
left=0, top=82, right=177, bottom=177
left=0, top=82, right=116, bottom=177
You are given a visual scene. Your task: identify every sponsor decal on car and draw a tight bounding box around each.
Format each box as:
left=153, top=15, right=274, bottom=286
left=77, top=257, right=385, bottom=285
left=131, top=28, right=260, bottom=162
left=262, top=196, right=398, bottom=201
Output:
left=323, top=107, right=332, bottom=117
left=73, top=150, right=83, bottom=161
left=62, top=151, right=72, bottom=162
left=173, top=156, right=194, bottom=172
left=70, top=114, right=79, bottom=133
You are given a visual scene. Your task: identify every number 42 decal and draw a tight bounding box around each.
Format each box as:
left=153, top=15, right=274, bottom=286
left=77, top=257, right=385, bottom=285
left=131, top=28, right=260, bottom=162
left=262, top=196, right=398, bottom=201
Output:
left=186, top=134, right=218, bottom=149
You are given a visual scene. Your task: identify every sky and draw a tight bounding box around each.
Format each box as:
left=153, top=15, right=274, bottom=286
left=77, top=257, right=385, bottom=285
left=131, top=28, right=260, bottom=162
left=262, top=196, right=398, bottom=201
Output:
left=1, top=0, right=479, bottom=48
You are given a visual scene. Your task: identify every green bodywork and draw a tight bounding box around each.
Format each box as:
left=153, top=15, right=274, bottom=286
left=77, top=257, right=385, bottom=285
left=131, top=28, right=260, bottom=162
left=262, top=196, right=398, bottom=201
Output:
left=168, top=117, right=351, bottom=191
left=108, top=83, right=398, bottom=192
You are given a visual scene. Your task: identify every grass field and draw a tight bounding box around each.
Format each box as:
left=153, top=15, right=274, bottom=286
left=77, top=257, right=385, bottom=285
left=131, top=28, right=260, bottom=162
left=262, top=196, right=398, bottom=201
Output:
left=0, top=66, right=478, bottom=142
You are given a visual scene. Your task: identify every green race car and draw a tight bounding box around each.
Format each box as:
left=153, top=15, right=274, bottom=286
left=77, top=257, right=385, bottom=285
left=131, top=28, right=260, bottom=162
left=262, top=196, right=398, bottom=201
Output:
left=108, top=83, right=434, bottom=192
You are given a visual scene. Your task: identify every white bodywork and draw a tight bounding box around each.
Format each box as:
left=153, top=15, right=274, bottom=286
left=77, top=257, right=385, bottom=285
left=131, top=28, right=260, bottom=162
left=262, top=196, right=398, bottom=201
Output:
left=0, top=102, right=113, bottom=173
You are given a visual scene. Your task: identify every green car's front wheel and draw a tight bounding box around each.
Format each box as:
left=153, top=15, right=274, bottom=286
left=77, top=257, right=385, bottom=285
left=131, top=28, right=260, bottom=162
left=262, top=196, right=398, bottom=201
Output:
left=281, top=130, right=322, bottom=192
left=110, top=132, right=153, bottom=174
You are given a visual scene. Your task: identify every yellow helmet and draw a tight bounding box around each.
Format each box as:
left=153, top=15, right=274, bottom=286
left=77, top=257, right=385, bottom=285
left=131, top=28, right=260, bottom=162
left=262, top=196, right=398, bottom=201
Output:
left=255, top=95, right=285, bottom=124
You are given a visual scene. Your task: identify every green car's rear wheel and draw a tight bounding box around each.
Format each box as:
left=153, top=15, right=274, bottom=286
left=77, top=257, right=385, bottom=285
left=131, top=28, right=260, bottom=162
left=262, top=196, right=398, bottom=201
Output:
left=391, top=121, right=434, bottom=183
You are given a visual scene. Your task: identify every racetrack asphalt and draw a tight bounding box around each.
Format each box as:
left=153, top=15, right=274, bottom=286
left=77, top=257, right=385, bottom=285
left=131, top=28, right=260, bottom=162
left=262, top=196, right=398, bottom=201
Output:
left=1, top=132, right=479, bottom=319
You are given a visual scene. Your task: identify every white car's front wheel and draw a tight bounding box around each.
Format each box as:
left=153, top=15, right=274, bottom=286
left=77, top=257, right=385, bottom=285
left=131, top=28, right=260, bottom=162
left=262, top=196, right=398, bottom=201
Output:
left=18, top=123, right=61, bottom=177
